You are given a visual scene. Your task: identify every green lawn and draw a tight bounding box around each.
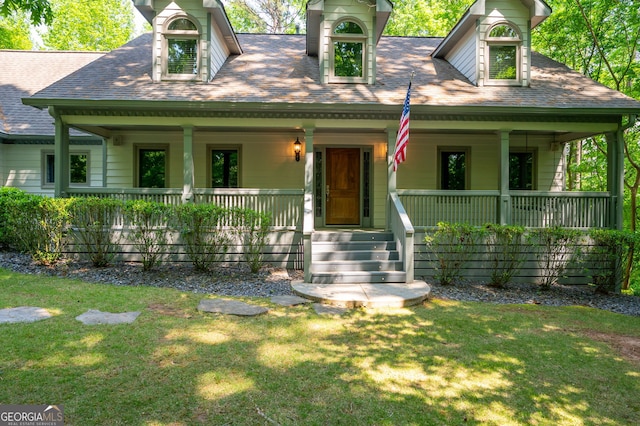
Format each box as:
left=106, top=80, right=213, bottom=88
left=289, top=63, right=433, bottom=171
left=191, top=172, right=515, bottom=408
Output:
left=1, top=269, right=639, bottom=425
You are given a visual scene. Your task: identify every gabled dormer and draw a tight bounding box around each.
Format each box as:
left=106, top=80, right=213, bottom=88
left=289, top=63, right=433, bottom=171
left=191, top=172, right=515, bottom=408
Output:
left=306, top=0, right=392, bottom=85
left=432, top=0, right=551, bottom=87
left=133, top=0, right=242, bottom=83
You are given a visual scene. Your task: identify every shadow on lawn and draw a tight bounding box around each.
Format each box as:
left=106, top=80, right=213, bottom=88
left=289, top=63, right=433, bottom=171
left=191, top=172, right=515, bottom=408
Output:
left=2, top=299, right=639, bottom=425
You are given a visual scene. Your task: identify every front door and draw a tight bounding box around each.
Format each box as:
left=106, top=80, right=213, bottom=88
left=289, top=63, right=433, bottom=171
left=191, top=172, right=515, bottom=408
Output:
left=326, top=147, right=360, bottom=225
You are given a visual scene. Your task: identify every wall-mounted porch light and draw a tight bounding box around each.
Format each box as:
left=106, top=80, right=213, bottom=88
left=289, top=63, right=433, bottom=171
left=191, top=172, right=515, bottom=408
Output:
left=294, top=137, right=302, bottom=161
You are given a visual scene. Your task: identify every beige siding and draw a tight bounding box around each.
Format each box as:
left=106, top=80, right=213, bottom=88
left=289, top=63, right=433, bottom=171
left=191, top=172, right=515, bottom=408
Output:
left=479, top=0, right=530, bottom=86
left=1, top=144, right=103, bottom=195
left=445, top=27, right=477, bottom=84
left=320, top=0, right=376, bottom=84
left=152, top=0, right=209, bottom=82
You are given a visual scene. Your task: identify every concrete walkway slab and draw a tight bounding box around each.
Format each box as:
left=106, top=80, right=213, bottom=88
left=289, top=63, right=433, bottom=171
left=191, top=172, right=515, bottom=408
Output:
left=313, top=304, right=350, bottom=316
left=198, top=298, right=268, bottom=316
left=0, top=306, right=53, bottom=324
left=292, top=281, right=431, bottom=308
left=76, top=310, right=141, bottom=325
left=270, top=295, right=311, bottom=306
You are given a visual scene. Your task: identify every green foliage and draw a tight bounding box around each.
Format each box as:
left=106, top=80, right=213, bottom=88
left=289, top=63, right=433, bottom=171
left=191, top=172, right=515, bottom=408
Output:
left=0, top=187, right=31, bottom=247
left=0, top=12, right=32, bottom=48
left=383, top=0, right=472, bottom=37
left=68, top=197, right=123, bottom=267
left=484, top=224, right=528, bottom=288
left=0, top=0, right=52, bottom=25
left=222, top=0, right=306, bottom=34
left=587, top=229, right=637, bottom=294
left=231, top=208, right=271, bottom=273
left=424, top=222, right=481, bottom=286
left=40, top=0, right=134, bottom=51
left=173, top=203, right=230, bottom=272
left=528, top=227, right=583, bottom=290
left=123, top=200, right=172, bottom=271
left=2, top=193, right=70, bottom=264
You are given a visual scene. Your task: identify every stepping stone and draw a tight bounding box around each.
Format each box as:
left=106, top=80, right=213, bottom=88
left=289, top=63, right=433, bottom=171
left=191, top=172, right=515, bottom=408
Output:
left=0, top=306, right=52, bottom=324
left=270, top=295, right=310, bottom=306
left=198, top=299, right=268, bottom=316
left=76, top=309, right=141, bottom=325
left=313, top=303, right=349, bottom=316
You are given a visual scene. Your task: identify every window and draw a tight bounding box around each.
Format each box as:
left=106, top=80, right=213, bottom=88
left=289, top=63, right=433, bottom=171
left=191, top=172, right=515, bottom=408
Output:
left=439, top=149, right=468, bottom=190
left=509, top=151, right=535, bottom=190
left=42, top=151, right=89, bottom=187
left=137, top=147, right=167, bottom=188
left=331, top=20, right=366, bottom=82
left=163, top=16, right=199, bottom=79
left=486, top=23, right=521, bottom=84
left=211, top=148, right=239, bottom=188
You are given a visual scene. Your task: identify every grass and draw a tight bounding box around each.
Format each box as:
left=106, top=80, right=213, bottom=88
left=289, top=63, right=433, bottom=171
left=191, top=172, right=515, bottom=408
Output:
left=1, top=269, right=639, bottom=425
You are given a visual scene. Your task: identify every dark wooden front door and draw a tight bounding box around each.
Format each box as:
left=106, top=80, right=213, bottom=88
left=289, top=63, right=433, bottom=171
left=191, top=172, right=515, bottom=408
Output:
left=326, top=148, right=360, bottom=225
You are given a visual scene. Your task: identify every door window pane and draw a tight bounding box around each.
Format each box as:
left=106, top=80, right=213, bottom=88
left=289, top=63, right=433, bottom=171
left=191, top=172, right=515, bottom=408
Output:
left=211, top=149, right=238, bottom=188
left=509, top=152, right=534, bottom=190
left=441, top=151, right=466, bottom=190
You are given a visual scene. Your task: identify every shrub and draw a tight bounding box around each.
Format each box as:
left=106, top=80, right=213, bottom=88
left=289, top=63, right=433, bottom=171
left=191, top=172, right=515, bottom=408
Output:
left=484, top=223, right=528, bottom=288
left=231, top=207, right=271, bottom=273
left=0, top=187, right=32, bottom=248
left=587, top=229, right=637, bottom=294
left=68, top=197, right=123, bottom=267
left=528, top=227, right=583, bottom=290
left=173, top=203, right=230, bottom=272
left=424, top=222, right=482, bottom=286
left=123, top=200, right=172, bottom=271
left=3, top=194, right=70, bottom=264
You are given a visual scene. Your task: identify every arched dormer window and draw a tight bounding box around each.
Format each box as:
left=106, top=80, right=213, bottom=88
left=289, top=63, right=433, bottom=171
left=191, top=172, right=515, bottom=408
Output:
left=485, top=22, right=522, bottom=85
left=163, top=15, right=200, bottom=80
left=330, top=19, right=367, bottom=83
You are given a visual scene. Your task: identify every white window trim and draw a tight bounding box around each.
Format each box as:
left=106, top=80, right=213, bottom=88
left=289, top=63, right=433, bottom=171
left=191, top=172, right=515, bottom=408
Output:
left=41, top=150, right=90, bottom=188
left=329, top=18, right=368, bottom=84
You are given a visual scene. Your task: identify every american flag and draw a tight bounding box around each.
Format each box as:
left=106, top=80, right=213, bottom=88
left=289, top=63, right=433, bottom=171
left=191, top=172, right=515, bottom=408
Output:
left=393, top=81, right=411, bottom=171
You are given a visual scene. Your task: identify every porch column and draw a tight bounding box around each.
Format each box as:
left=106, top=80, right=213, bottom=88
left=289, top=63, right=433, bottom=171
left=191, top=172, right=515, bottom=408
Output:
left=386, top=128, right=397, bottom=230
left=606, top=130, right=624, bottom=230
left=52, top=110, right=70, bottom=198
left=182, top=126, right=194, bottom=203
left=303, top=128, right=314, bottom=283
left=498, top=130, right=511, bottom=225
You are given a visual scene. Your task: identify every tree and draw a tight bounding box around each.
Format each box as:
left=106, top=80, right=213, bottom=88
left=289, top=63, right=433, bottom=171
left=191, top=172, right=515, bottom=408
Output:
left=383, top=0, right=471, bottom=37
left=222, top=0, right=305, bottom=34
left=0, top=11, right=32, bottom=49
left=0, top=0, right=52, bottom=25
left=40, top=0, right=134, bottom=51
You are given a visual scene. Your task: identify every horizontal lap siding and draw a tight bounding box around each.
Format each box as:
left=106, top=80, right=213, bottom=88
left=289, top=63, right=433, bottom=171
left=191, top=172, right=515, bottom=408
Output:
left=414, top=231, right=602, bottom=286
left=65, top=230, right=303, bottom=269
left=445, top=28, right=477, bottom=84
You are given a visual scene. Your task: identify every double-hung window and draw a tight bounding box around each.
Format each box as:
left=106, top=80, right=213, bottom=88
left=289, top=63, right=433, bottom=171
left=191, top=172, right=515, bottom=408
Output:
left=137, top=146, right=168, bottom=188
left=509, top=150, right=535, bottom=190
left=439, top=148, right=469, bottom=190
left=486, top=23, right=521, bottom=85
left=210, top=147, right=239, bottom=188
left=163, top=16, right=200, bottom=79
left=331, top=20, right=367, bottom=83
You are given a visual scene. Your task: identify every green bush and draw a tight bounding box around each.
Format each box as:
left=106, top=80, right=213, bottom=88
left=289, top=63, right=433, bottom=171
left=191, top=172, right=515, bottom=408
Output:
left=0, top=187, right=32, bottom=248
left=123, top=200, right=172, bottom=271
left=424, top=222, right=482, bottom=286
left=484, top=223, right=528, bottom=288
left=3, top=194, right=70, bottom=264
left=587, top=229, right=637, bottom=294
left=173, top=203, right=230, bottom=272
left=528, top=227, right=583, bottom=290
left=231, top=207, right=271, bottom=273
left=68, top=197, right=123, bottom=267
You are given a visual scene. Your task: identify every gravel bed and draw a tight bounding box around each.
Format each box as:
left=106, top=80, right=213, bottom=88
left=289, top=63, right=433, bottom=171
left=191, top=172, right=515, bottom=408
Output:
left=1, top=251, right=638, bottom=316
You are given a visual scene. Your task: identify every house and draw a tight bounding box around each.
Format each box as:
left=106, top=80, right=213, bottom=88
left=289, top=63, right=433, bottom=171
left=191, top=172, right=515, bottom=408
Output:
left=6, top=0, right=640, bottom=285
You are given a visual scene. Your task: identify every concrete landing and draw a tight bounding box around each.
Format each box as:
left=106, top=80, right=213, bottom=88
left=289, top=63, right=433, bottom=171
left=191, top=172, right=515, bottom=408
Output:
left=291, top=280, right=431, bottom=308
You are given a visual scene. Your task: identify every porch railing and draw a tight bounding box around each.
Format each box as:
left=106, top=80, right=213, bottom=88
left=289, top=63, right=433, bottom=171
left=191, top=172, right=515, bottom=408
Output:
left=398, top=190, right=500, bottom=227
left=389, top=192, right=415, bottom=282
left=398, top=190, right=611, bottom=229
left=66, top=188, right=304, bottom=229
left=510, top=191, right=610, bottom=228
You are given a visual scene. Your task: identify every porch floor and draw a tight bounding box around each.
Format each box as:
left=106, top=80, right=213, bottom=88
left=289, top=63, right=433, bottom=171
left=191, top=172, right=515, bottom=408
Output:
left=291, top=280, right=431, bottom=308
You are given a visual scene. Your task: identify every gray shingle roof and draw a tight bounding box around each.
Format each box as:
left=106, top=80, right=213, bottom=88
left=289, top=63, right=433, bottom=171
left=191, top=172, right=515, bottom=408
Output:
left=0, top=50, right=103, bottom=136
left=27, top=33, right=640, bottom=113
